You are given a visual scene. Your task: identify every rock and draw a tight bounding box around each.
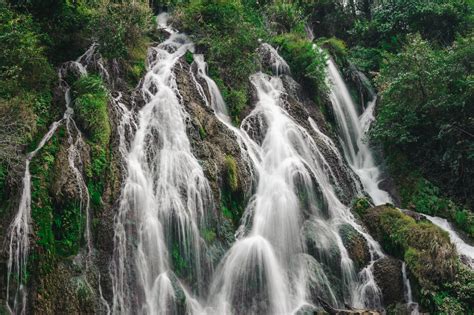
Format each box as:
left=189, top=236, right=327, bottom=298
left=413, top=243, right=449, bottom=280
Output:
left=373, top=257, right=404, bottom=307
left=317, top=297, right=380, bottom=315
left=339, top=224, right=371, bottom=271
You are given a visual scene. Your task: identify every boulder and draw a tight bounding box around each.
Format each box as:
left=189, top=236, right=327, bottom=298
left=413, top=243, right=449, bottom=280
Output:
left=373, top=257, right=404, bottom=307
left=339, top=224, right=371, bottom=271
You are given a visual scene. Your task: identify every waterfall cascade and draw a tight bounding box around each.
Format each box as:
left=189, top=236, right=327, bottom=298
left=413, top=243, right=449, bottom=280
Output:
left=326, top=58, right=391, bottom=205
left=402, top=263, right=420, bottom=315
left=109, top=16, right=213, bottom=314
left=6, top=45, right=98, bottom=314
left=189, top=33, right=386, bottom=312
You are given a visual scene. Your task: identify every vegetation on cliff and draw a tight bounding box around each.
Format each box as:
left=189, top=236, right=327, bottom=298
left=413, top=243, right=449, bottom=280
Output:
left=0, top=0, right=473, bottom=313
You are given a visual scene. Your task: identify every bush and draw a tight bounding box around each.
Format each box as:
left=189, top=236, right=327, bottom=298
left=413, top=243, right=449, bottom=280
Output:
left=265, top=1, right=306, bottom=35
left=273, top=33, right=328, bottom=103
left=73, top=75, right=110, bottom=148
left=88, top=1, right=152, bottom=60
left=372, top=34, right=474, bottom=207
left=175, top=0, right=266, bottom=124
left=0, top=4, right=54, bottom=97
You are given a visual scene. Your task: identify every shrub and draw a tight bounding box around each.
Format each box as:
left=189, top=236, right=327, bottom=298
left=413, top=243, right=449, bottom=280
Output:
left=175, top=0, right=266, bottom=124
left=273, top=33, right=328, bottom=103
left=265, top=1, right=306, bottom=35
left=372, top=34, right=474, bottom=207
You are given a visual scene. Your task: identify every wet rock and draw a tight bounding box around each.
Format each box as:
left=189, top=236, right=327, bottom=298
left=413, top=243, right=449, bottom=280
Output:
left=339, top=224, right=371, bottom=271
left=174, top=58, right=253, bottom=206
left=280, top=75, right=360, bottom=204
left=303, top=220, right=342, bottom=279
left=373, top=257, right=404, bottom=307
left=318, top=296, right=381, bottom=315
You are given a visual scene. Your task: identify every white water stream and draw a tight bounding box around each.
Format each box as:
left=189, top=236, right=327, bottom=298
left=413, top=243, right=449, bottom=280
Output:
left=423, top=214, right=474, bottom=269
left=6, top=45, right=98, bottom=314
left=110, top=16, right=212, bottom=314
left=326, top=58, right=391, bottom=205
left=189, top=40, right=385, bottom=313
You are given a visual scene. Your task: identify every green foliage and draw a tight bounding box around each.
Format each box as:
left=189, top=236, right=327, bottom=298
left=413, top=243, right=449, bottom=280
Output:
left=0, top=3, right=54, bottom=97
left=318, top=37, right=348, bottom=66
left=351, top=197, right=371, bottom=217
left=360, top=205, right=473, bottom=313
left=351, top=0, right=472, bottom=50
left=265, top=1, right=306, bottom=35
left=273, top=33, right=328, bottom=103
left=73, top=75, right=110, bottom=147
left=29, top=130, right=61, bottom=272
left=88, top=1, right=153, bottom=60
left=184, top=50, right=194, bottom=64
left=72, top=74, right=110, bottom=225
left=372, top=34, right=474, bottom=207
left=171, top=242, right=188, bottom=277
left=406, top=178, right=474, bottom=237
left=202, top=228, right=216, bottom=243
left=175, top=0, right=266, bottom=124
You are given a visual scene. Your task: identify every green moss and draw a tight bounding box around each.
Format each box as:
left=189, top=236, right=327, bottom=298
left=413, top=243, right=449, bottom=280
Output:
left=125, top=36, right=149, bottom=86
left=225, top=155, right=238, bottom=192
left=318, top=37, right=348, bottom=67
left=226, top=89, right=247, bottom=125
left=73, top=75, right=110, bottom=147
left=199, top=125, right=207, bottom=139
left=272, top=33, right=328, bottom=104
left=202, top=228, right=216, bottom=243
left=171, top=243, right=188, bottom=277
left=29, top=130, right=62, bottom=273
left=185, top=50, right=194, bottom=64
left=351, top=197, right=371, bottom=217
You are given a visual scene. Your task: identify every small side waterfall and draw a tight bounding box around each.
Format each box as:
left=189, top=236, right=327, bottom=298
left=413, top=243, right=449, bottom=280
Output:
left=109, top=15, right=213, bottom=314
left=6, top=122, right=62, bottom=315
left=6, top=44, right=99, bottom=314
left=422, top=214, right=474, bottom=269
left=326, top=58, right=391, bottom=205
left=402, top=263, right=419, bottom=315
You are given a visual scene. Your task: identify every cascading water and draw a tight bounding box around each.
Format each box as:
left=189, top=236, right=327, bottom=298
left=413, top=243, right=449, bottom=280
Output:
left=6, top=122, right=62, bottom=315
left=109, top=15, right=213, bottom=314
left=422, top=214, right=474, bottom=269
left=6, top=45, right=98, bottom=314
left=190, top=45, right=384, bottom=312
left=326, top=58, right=391, bottom=205
left=402, top=263, right=419, bottom=314
left=324, top=54, right=422, bottom=314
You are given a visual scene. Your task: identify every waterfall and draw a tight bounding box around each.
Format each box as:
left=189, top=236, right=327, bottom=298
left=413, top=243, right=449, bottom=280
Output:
left=325, top=54, right=423, bottom=312
left=402, top=263, right=419, bottom=315
left=326, top=58, right=391, bottom=205
left=5, top=44, right=98, bottom=314
left=6, top=122, right=62, bottom=315
left=188, top=43, right=385, bottom=312
left=110, top=14, right=213, bottom=314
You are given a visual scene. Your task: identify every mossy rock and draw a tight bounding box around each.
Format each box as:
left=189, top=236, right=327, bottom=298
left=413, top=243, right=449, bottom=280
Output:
left=339, top=224, right=370, bottom=271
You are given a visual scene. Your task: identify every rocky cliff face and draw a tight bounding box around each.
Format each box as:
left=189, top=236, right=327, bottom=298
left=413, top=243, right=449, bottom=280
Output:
left=1, top=29, right=459, bottom=314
